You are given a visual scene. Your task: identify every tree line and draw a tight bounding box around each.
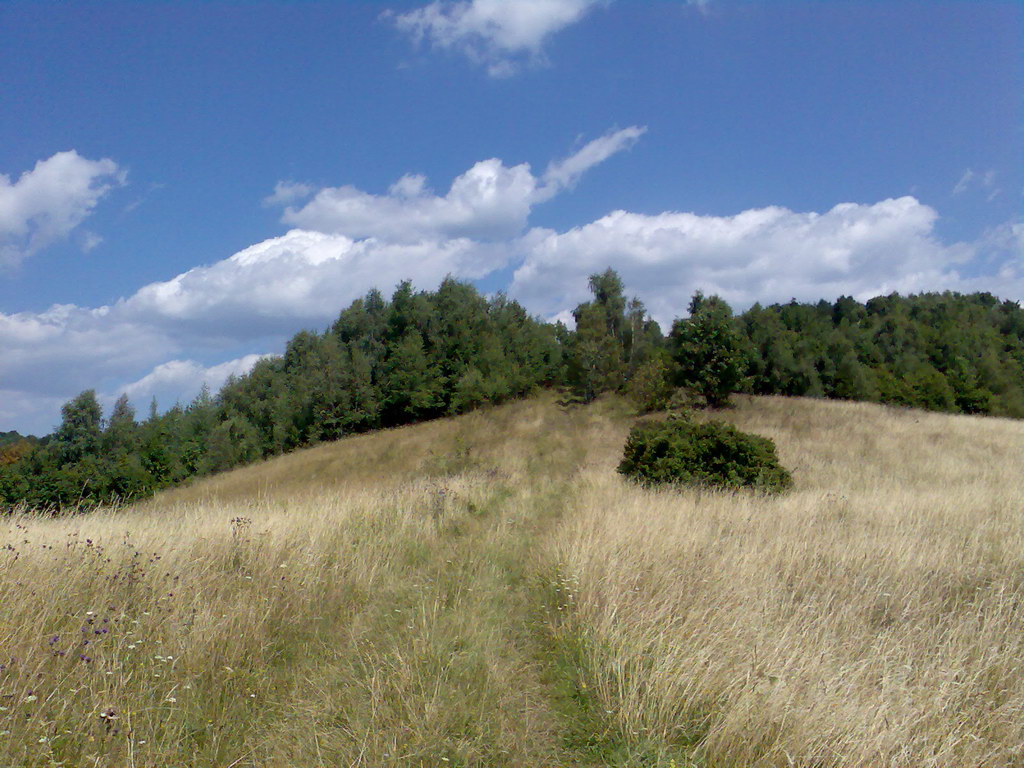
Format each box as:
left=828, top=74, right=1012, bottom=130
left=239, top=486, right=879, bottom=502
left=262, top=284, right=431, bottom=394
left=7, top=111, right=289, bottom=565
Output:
left=3, top=271, right=1022, bottom=511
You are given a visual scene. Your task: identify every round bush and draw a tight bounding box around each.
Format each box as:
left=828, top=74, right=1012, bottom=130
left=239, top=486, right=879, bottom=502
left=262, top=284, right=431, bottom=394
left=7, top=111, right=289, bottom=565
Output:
left=618, top=417, right=792, bottom=493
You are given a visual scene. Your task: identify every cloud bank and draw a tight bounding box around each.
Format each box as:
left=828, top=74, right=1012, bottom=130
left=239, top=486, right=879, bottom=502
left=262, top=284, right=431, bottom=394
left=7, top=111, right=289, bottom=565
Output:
left=511, top=196, right=995, bottom=326
left=2, top=135, right=1021, bottom=435
left=0, top=151, right=125, bottom=268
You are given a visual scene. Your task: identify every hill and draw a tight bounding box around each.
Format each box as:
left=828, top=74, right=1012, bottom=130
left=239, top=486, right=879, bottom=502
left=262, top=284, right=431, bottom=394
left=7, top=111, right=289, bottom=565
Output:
left=0, top=430, right=37, bottom=447
left=5, top=277, right=1023, bottom=514
left=1, top=394, right=1022, bottom=766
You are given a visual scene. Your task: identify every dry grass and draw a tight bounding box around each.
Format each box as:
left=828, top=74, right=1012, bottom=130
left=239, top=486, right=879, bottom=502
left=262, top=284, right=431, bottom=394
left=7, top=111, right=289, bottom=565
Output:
left=0, top=397, right=595, bottom=767
left=2, top=392, right=1022, bottom=766
left=548, top=396, right=1024, bottom=766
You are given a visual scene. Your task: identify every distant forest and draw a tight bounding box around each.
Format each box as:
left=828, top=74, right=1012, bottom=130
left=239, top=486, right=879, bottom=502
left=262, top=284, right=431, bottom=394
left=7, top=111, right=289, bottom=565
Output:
left=3, top=271, right=1023, bottom=511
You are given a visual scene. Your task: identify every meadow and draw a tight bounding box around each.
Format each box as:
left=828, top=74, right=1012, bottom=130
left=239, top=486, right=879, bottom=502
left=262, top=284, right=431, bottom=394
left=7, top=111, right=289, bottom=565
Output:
left=1, top=393, right=1022, bottom=766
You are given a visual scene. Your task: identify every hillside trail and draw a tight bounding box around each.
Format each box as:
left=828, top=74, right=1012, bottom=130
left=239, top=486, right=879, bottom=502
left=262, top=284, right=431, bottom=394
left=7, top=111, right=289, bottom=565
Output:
left=242, top=395, right=636, bottom=767
left=416, top=394, right=640, bottom=768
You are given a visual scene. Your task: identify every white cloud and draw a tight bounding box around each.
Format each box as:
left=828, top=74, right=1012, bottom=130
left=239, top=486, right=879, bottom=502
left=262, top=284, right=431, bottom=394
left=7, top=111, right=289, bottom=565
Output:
left=391, top=0, right=605, bottom=76
left=262, top=180, right=315, bottom=207
left=0, top=151, right=125, bottom=268
left=952, top=167, right=1000, bottom=200
left=0, top=389, right=67, bottom=438
left=539, top=126, right=646, bottom=197
left=279, top=160, right=538, bottom=242
left=3, top=135, right=1021, bottom=437
left=0, top=303, right=173, bottom=397
left=510, top=197, right=1007, bottom=326
left=118, top=354, right=271, bottom=410
left=122, top=228, right=507, bottom=335
left=275, top=126, right=644, bottom=242
left=4, top=133, right=645, bottom=433
left=0, top=231, right=508, bottom=434
left=952, top=169, right=975, bottom=196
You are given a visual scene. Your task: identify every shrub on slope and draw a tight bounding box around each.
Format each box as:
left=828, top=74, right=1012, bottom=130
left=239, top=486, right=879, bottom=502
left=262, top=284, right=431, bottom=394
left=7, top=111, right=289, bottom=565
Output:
left=618, top=416, right=792, bottom=493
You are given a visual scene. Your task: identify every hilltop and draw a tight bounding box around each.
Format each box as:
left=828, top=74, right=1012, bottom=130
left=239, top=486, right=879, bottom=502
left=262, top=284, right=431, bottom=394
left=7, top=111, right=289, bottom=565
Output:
left=1, top=393, right=1022, bottom=766
left=4, top=275, right=1023, bottom=514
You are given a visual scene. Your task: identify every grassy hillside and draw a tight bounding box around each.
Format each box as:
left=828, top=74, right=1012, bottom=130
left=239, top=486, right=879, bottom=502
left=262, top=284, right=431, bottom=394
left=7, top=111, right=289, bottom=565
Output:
left=1, top=394, right=1022, bottom=766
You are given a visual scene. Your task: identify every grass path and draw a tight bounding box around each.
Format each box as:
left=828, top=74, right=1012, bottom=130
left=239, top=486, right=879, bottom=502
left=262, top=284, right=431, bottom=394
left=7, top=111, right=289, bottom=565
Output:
left=255, top=395, right=639, bottom=766
left=2, top=394, right=642, bottom=767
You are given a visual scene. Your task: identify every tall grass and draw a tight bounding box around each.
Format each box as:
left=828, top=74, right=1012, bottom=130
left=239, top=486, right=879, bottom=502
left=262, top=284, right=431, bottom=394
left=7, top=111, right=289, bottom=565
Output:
left=548, top=396, right=1024, bottom=766
left=2, top=393, right=1022, bottom=766
left=0, top=398, right=588, bottom=767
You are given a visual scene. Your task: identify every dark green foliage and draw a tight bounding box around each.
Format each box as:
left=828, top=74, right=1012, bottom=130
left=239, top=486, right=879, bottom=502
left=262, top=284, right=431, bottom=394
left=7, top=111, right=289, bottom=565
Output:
left=1, top=278, right=562, bottom=512
left=625, top=353, right=674, bottom=413
left=739, top=292, right=1024, bottom=417
left=54, top=390, right=103, bottom=464
left=671, top=292, right=749, bottom=408
left=3, top=274, right=1023, bottom=514
left=0, top=430, right=37, bottom=448
left=565, top=268, right=664, bottom=402
left=618, top=417, right=792, bottom=493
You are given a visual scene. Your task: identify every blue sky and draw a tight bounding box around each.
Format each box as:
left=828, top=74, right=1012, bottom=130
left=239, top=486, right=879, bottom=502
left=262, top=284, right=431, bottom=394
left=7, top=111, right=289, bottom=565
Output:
left=1, top=0, right=1021, bottom=435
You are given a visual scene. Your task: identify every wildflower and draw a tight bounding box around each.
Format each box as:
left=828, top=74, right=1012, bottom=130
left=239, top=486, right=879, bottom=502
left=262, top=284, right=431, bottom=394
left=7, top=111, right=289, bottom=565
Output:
left=165, top=697, right=177, bottom=703
left=24, top=694, right=37, bottom=703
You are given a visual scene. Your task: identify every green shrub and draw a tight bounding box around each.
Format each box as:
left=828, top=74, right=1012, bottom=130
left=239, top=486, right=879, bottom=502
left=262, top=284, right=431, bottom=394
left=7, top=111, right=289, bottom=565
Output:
left=618, top=417, right=792, bottom=493
left=626, top=356, right=674, bottom=413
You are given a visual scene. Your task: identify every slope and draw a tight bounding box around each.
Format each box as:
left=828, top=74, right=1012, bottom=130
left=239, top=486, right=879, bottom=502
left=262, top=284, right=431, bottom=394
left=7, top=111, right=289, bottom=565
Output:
left=1, top=393, right=1022, bottom=767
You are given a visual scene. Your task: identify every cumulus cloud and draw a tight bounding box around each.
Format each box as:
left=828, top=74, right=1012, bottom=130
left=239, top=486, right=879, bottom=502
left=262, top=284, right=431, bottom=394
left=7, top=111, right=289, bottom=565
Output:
left=122, top=229, right=507, bottom=337
left=0, top=151, right=125, bottom=268
left=0, top=303, right=173, bottom=397
left=391, top=0, right=606, bottom=76
left=0, top=231, right=507, bottom=433
left=280, top=160, right=538, bottom=242
left=510, top=197, right=1003, bottom=326
left=262, top=181, right=315, bottom=207
left=118, top=354, right=270, bottom=410
left=276, top=126, right=644, bottom=242
left=4, top=134, right=1021, bottom=436
left=4, top=133, right=644, bottom=433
